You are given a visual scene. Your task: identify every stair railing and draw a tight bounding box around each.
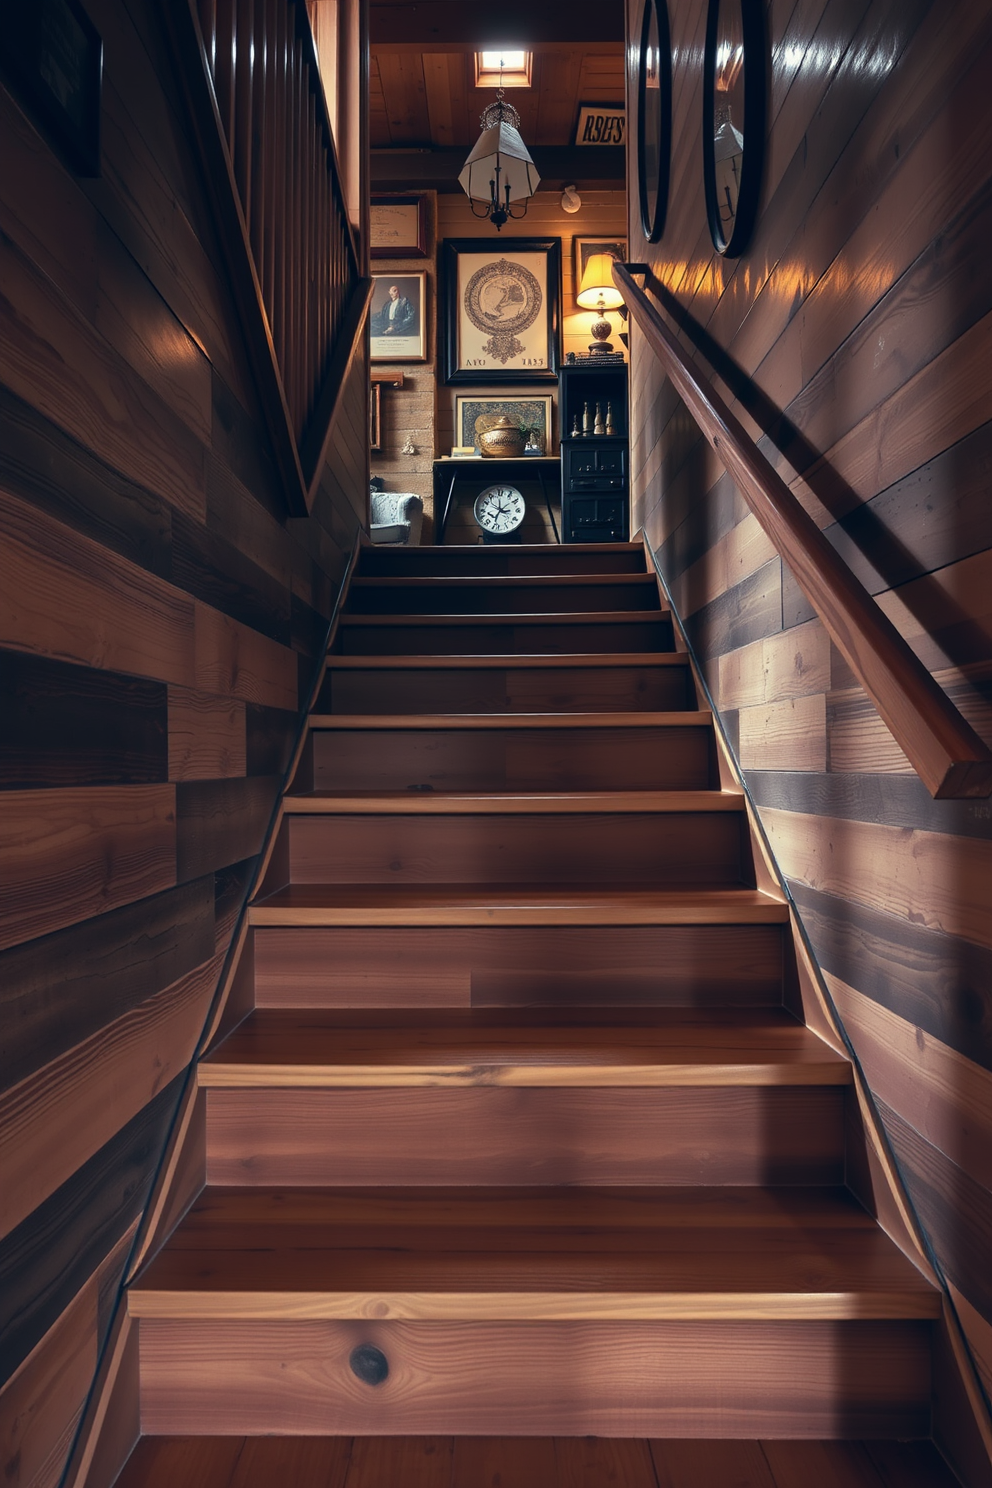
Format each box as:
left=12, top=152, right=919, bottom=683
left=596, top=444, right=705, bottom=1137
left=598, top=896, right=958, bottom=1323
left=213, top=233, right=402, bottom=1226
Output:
left=615, top=262, right=992, bottom=800
left=170, top=0, right=372, bottom=516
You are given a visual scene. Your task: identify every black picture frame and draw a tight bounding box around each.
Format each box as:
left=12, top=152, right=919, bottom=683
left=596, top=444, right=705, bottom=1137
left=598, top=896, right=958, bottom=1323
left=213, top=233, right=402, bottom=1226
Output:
left=441, top=238, right=561, bottom=386
left=636, top=0, right=672, bottom=243
left=0, top=0, right=103, bottom=177
left=702, top=0, right=766, bottom=257
left=370, top=194, right=429, bottom=259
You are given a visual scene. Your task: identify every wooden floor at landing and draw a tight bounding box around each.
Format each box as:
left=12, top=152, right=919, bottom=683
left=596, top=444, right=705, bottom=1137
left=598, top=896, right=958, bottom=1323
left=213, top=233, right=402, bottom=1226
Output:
left=117, top=1435, right=959, bottom=1486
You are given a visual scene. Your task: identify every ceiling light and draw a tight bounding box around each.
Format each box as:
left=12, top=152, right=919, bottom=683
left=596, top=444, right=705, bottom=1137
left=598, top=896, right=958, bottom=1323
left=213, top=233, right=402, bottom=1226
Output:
left=459, top=90, right=540, bottom=231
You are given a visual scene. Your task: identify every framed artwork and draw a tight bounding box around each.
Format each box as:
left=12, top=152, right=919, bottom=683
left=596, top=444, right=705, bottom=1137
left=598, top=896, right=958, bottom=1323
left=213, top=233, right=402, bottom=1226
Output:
left=442, top=238, right=561, bottom=385
left=637, top=0, right=672, bottom=242
left=573, top=237, right=627, bottom=301
left=574, top=103, right=626, bottom=147
left=455, top=396, right=554, bottom=456
left=370, top=272, right=428, bottom=362
left=370, top=194, right=429, bottom=258
left=0, top=0, right=103, bottom=176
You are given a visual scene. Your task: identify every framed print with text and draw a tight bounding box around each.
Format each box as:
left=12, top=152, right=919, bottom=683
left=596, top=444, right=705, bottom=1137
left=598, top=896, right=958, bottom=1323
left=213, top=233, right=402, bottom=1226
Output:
left=370, top=272, right=428, bottom=363
left=370, top=194, right=429, bottom=258
left=442, top=238, right=561, bottom=385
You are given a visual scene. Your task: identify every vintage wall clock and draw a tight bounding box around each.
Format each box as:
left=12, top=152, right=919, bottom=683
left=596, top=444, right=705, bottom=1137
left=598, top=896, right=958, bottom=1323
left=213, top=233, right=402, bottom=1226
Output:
left=474, top=484, right=527, bottom=541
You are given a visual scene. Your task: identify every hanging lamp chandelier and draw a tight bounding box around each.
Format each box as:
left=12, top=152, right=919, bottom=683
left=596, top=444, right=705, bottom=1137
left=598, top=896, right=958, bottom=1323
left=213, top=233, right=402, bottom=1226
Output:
left=459, top=87, right=540, bottom=231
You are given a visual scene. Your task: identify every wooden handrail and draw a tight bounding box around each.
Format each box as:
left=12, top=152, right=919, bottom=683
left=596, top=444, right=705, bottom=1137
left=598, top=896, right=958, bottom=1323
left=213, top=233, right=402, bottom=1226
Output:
left=169, top=0, right=368, bottom=517
left=615, top=262, right=992, bottom=800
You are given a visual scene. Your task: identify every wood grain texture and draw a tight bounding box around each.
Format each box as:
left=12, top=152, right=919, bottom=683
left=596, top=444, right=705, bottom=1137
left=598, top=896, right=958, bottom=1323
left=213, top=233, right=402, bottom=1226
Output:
left=0, top=954, right=220, bottom=1240
left=204, top=1085, right=845, bottom=1187
left=168, top=687, right=246, bottom=781
left=137, top=1316, right=931, bottom=1437
left=0, top=487, right=195, bottom=687
left=0, top=786, right=176, bottom=951
left=251, top=922, right=787, bottom=1009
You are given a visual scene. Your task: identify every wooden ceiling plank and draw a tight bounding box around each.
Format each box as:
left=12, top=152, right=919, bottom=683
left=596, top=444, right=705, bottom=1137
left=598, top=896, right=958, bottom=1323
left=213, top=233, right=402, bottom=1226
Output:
left=370, top=2, right=624, bottom=46
left=375, top=52, right=432, bottom=144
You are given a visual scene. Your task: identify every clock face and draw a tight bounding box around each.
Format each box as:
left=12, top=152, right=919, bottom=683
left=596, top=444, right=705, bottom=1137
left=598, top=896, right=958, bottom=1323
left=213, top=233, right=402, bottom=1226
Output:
left=474, top=484, right=526, bottom=535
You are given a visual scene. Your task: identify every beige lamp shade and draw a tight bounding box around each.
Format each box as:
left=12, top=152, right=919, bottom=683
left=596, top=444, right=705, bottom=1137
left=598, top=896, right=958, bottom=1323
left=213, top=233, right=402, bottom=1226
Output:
left=576, top=253, right=625, bottom=309
left=458, top=119, right=541, bottom=203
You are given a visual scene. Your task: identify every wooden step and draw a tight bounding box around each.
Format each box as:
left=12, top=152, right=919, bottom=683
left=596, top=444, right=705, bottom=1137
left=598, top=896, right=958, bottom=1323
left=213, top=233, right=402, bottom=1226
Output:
left=248, top=884, right=790, bottom=927
left=346, top=574, right=661, bottom=614
left=358, top=540, right=648, bottom=576
left=333, top=611, right=674, bottom=655
left=317, top=654, right=696, bottom=714
left=251, top=922, right=788, bottom=1009
left=202, top=1083, right=845, bottom=1187
left=131, top=1186, right=933, bottom=1322
left=198, top=1009, right=851, bottom=1088
left=113, top=1435, right=961, bottom=1488
left=271, top=799, right=751, bottom=889
left=300, top=714, right=717, bottom=793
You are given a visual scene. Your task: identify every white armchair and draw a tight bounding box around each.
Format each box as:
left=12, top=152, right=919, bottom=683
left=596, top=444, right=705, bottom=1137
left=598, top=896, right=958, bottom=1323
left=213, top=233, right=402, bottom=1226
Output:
left=370, top=490, right=423, bottom=546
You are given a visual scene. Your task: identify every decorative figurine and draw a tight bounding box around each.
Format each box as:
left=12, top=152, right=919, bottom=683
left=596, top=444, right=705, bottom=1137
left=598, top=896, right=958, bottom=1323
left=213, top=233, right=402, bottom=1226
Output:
left=605, top=401, right=616, bottom=437
left=571, top=413, right=582, bottom=438
left=594, top=401, right=605, bottom=436
left=582, top=401, right=592, bottom=436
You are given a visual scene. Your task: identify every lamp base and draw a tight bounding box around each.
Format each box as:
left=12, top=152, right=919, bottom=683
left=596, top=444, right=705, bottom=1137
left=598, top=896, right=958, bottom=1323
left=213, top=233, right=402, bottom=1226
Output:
left=588, top=311, right=615, bottom=356
left=587, top=340, right=616, bottom=356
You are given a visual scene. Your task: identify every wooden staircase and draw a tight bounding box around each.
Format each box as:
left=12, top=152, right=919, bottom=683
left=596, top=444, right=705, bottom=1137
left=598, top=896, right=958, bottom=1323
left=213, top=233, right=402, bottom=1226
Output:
left=118, top=540, right=957, bottom=1483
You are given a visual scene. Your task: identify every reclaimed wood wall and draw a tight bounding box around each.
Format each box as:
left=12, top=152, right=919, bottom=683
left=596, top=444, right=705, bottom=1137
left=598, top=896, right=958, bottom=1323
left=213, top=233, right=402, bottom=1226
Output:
left=626, top=0, right=992, bottom=1423
left=0, top=0, right=368, bottom=1480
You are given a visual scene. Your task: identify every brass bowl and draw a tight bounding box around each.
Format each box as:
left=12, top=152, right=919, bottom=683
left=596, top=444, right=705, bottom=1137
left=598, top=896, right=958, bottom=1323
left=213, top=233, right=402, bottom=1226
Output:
left=478, top=415, right=526, bottom=458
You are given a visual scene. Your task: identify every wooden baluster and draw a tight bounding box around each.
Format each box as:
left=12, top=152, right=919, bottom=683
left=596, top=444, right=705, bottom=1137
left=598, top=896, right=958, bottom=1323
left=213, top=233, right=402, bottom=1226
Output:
left=291, top=31, right=305, bottom=435
left=249, top=0, right=267, bottom=282
left=213, top=0, right=237, bottom=148
left=262, top=0, right=277, bottom=326
left=303, top=91, right=316, bottom=425
left=273, top=0, right=288, bottom=377
left=200, top=0, right=218, bottom=77
left=233, top=0, right=254, bottom=221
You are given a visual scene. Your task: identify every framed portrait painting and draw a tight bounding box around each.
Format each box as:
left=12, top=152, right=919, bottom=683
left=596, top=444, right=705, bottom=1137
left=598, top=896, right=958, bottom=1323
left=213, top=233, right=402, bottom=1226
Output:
left=370, top=272, right=428, bottom=362
left=442, top=238, right=561, bottom=385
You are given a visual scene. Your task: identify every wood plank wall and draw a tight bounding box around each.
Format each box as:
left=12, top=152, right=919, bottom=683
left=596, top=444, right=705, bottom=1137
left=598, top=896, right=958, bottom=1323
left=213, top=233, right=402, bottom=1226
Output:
left=626, top=0, right=992, bottom=1438
left=371, top=189, right=627, bottom=541
left=0, top=0, right=368, bottom=1480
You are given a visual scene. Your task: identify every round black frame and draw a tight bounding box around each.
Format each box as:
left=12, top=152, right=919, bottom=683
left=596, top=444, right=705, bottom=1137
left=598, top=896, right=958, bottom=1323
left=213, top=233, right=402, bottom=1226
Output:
left=702, top=0, right=766, bottom=257
left=636, top=0, right=672, bottom=243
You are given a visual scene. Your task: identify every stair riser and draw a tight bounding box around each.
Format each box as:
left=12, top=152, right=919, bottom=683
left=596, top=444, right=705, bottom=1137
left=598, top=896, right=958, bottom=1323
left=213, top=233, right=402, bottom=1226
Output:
left=205, top=1087, right=845, bottom=1186
left=335, top=618, right=674, bottom=655
left=306, top=726, right=715, bottom=794
left=138, top=1317, right=931, bottom=1438
left=281, top=812, right=748, bottom=887
left=252, top=923, right=786, bottom=1009
left=347, top=582, right=660, bottom=615
left=359, top=548, right=647, bottom=577
left=318, top=664, right=695, bottom=714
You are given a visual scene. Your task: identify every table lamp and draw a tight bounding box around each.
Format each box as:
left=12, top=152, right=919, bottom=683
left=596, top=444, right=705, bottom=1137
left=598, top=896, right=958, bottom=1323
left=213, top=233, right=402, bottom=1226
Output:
left=576, top=253, right=625, bottom=355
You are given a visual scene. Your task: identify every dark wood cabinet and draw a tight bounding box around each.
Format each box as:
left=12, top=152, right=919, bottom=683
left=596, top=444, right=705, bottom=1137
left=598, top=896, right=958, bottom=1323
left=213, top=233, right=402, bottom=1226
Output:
left=558, top=361, right=630, bottom=542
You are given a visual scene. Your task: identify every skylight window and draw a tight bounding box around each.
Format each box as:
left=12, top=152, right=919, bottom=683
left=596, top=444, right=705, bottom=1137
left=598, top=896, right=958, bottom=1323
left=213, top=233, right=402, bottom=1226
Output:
left=475, top=50, right=532, bottom=88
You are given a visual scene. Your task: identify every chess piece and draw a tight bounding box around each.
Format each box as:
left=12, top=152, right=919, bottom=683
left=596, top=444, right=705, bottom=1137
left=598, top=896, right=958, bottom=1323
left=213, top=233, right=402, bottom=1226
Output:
left=594, top=401, right=605, bottom=436
left=571, top=413, right=581, bottom=438
left=605, top=401, right=616, bottom=437
left=582, top=401, right=592, bottom=436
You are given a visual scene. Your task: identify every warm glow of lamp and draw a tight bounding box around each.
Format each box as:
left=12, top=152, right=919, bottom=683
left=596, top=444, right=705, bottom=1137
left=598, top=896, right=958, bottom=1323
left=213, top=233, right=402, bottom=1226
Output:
left=576, top=252, right=625, bottom=354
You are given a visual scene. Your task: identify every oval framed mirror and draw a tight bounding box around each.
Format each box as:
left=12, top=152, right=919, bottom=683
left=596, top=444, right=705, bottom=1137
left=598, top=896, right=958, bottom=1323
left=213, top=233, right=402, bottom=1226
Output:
left=702, top=0, right=765, bottom=256
left=637, top=0, right=672, bottom=242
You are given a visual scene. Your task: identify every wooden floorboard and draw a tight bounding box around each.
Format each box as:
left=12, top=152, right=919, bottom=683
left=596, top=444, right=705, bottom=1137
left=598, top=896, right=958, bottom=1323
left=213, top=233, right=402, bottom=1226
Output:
left=113, top=1435, right=960, bottom=1486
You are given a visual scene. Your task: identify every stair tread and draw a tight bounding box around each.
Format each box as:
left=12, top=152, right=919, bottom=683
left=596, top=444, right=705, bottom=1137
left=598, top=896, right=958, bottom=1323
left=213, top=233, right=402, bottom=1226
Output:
left=282, top=790, right=742, bottom=814
left=306, top=711, right=711, bottom=728
left=198, top=1008, right=849, bottom=1087
left=339, top=610, right=669, bottom=626
left=129, top=1186, right=937, bottom=1320
left=113, top=1436, right=961, bottom=1487
left=351, top=574, right=658, bottom=589
left=249, top=884, right=789, bottom=927
left=323, top=652, right=689, bottom=668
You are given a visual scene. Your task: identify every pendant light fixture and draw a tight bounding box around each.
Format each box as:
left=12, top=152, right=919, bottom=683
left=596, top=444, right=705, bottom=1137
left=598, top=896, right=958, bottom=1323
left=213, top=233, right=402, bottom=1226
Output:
left=459, top=57, right=540, bottom=231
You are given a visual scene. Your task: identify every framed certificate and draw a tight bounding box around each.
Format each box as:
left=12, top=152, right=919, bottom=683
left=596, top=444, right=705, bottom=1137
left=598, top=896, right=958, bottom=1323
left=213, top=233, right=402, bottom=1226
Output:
left=370, top=195, right=429, bottom=258
left=441, top=238, right=561, bottom=385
